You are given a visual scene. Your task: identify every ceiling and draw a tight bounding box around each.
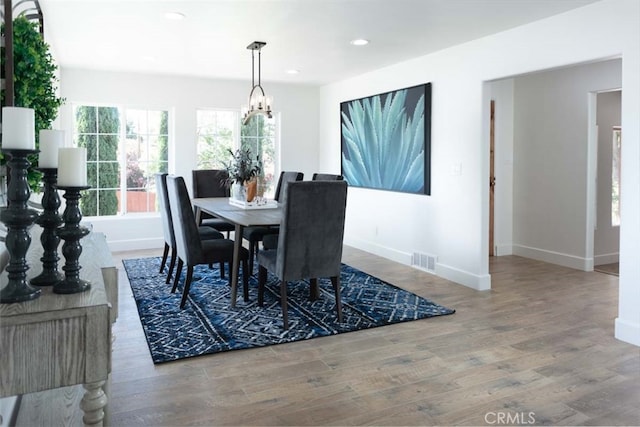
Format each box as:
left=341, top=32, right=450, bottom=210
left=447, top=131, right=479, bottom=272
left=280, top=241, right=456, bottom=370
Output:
left=40, top=0, right=599, bottom=86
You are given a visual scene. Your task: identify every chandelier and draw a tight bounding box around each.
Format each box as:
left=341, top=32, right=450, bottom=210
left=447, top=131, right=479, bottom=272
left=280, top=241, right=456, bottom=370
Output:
left=242, top=41, right=273, bottom=125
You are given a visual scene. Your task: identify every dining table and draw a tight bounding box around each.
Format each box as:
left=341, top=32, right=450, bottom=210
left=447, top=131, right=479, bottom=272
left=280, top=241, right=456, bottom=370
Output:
left=192, top=197, right=281, bottom=307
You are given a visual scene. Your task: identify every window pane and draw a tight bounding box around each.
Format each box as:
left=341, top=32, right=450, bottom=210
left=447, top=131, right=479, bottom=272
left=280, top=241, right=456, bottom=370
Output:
left=80, top=190, right=97, bottom=217
left=196, top=110, right=236, bottom=169
left=98, top=134, right=119, bottom=161
left=75, top=106, right=97, bottom=133
left=98, top=107, right=119, bottom=134
left=99, top=162, right=120, bottom=189
left=78, top=134, right=97, bottom=161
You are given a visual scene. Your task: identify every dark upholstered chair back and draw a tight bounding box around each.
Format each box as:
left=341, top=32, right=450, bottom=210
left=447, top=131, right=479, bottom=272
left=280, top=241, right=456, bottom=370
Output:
left=192, top=169, right=230, bottom=198
left=156, top=173, right=176, bottom=247
left=275, top=180, right=348, bottom=281
left=312, top=173, right=344, bottom=181
left=167, top=175, right=202, bottom=265
left=273, top=171, right=304, bottom=202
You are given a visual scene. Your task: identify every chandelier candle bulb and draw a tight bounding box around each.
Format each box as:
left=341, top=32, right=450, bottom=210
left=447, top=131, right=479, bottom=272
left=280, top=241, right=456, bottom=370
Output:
left=1, top=107, right=35, bottom=150
left=58, top=147, right=87, bottom=186
left=38, top=130, right=64, bottom=168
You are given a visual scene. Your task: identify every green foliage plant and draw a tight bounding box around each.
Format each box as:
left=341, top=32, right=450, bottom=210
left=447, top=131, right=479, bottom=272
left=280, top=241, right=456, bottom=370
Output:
left=1, top=16, right=65, bottom=192
left=223, top=147, right=262, bottom=187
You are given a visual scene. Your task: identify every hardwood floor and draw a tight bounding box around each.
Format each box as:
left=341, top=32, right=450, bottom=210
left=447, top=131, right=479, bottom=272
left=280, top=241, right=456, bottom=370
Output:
left=107, top=247, right=639, bottom=426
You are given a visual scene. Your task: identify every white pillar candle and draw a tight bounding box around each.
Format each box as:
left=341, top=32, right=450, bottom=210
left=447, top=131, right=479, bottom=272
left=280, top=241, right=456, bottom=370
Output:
left=1, top=107, right=35, bottom=150
left=57, top=147, right=87, bottom=187
left=38, top=129, right=64, bottom=168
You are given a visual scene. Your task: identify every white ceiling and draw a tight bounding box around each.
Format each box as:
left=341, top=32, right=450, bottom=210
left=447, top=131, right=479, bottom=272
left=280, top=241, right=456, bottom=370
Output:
left=40, top=0, right=600, bottom=86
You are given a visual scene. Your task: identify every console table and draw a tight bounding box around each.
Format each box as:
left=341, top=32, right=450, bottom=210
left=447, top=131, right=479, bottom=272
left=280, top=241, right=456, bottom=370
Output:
left=0, top=231, right=117, bottom=426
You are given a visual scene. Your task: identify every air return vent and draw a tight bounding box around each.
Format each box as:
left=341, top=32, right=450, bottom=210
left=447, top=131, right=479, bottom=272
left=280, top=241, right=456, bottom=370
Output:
left=411, top=252, right=437, bottom=273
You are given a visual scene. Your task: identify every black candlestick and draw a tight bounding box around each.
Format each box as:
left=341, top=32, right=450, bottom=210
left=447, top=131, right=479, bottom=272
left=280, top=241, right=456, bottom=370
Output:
left=0, top=149, right=41, bottom=303
left=54, top=185, right=91, bottom=294
left=30, top=168, right=64, bottom=286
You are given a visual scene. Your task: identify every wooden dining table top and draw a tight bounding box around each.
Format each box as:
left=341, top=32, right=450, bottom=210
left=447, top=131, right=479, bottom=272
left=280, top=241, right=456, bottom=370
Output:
left=192, top=197, right=282, bottom=227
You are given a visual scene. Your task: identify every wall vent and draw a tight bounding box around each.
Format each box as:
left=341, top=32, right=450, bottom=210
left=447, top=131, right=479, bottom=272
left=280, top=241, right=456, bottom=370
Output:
left=412, top=252, right=437, bottom=273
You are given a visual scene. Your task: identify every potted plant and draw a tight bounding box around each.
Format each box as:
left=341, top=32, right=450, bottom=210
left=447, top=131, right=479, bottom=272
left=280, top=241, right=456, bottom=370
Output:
left=223, top=148, right=262, bottom=202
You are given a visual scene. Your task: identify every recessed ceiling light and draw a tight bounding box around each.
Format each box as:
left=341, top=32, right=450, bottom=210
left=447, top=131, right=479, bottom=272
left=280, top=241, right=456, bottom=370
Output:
left=350, top=39, right=369, bottom=46
left=286, top=69, right=300, bottom=75
left=164, top=11, right=186, bottom=20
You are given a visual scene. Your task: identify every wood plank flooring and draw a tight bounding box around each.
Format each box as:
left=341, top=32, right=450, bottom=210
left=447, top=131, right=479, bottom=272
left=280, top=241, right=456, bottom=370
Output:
left=105, top=247, right=638, bottom=426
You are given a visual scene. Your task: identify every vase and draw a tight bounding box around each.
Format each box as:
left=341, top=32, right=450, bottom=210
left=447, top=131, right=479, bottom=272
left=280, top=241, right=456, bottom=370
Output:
left=231, top=183, right=246, bottom=202
left=245, top=179, right=257, bottom=202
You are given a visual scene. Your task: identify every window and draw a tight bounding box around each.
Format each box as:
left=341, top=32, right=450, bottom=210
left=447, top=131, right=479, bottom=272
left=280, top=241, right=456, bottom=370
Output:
left=241, top=114, right=276, bottom=196
left=73, top=105, right=169, bottom=216
left=196, top=110, right=277, bottom=197
left=611, top=127, right=621, bottom=226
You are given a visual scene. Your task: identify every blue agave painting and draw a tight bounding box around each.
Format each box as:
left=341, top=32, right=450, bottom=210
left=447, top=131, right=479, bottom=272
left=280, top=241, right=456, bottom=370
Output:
left=341, top=83, right=431, bottom=195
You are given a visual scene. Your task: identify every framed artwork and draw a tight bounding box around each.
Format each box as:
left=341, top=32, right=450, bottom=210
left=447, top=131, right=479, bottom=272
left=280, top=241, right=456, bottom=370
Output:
left=341, top=82, right=431, bottom=195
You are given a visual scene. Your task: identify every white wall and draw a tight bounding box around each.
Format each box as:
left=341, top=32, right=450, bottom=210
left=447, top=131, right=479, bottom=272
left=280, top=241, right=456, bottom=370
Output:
left=594, top=90, right=621, bottom=264
left=318, top=0, right=640, bottom=346
left=512, top=60, right=621, bottom=270
left=57, top=69, right=319, bottom=251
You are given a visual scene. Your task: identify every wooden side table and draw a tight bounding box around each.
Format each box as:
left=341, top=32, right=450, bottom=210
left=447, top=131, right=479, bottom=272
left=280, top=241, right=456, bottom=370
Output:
left=0, top=231, right=117, bottom=426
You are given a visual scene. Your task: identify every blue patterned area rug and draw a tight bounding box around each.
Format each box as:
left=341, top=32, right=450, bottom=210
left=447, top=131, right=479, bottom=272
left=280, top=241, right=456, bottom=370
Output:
left=123, top=257, right=455, bottom=364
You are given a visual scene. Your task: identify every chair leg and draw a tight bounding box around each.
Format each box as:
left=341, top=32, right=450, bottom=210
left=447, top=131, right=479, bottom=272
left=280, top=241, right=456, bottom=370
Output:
left=160, top=243, right=169, bottom=273
left=257, top=265, right=267, bottom=306
left=331, top=276, right=343, bottom=323
left=166, top=246, right=177, bottom=284
left=280, top=280, right=289, bottom=329
left=219, top=261, right=225, bottom=279
left=248, top=240, right=256, bottom=274
left=180, top=266, right=194, bottom=309
left=171, top=259, right=183, bottom=293
left=309, top=278, right=319, bottom=301
left=242, top=258, right=249, bottom=302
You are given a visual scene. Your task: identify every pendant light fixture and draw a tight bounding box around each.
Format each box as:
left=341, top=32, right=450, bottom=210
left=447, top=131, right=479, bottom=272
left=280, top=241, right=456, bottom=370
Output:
left=242, top=41, right=273, bottom=125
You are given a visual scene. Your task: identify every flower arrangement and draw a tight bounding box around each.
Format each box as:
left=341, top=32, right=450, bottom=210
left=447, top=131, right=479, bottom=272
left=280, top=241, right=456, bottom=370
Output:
left=223, top=148, right=262, bottom=187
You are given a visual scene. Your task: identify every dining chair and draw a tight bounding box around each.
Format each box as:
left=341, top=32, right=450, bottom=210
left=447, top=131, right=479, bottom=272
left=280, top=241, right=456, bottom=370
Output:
left=311, top=173, right=344, bottom=181
left=262, top=172, right=343, bottom=250
left=156, top=173, right=227, bottom=284
left=242, top=170, right=303, bottom=273
left=192, top=169, right=235, bottom=238
left=257, top=180, right=348, bottom=329
left=167, top=175, right=250, bottom=309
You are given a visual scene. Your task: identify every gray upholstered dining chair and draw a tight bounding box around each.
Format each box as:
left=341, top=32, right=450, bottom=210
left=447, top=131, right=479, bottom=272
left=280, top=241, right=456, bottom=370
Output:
left=192, top=169, right=235, bottom=238
left=156, top=173, right=225, bottom=284
left=166, top=175, right=251, bottom=309
left=262, top=172, right=343, bottom=250
left=312, top=173, right=344, bottom=181
left=257, top=180, right=348, bottom=329
left=242, top=170, right=303, bottom=273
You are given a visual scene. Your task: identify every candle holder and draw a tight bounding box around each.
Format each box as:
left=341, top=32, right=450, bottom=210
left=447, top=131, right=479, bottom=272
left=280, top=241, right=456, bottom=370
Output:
left=30, top=168, right=64, bottom=286
left=0, top=149, right=41, bottom=303
left=54, top=185, right=92, bottom=294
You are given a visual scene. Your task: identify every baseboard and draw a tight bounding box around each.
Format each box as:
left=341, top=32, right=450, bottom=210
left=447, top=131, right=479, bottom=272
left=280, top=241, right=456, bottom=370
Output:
left=615, top=317, right=640, bottom=347
left=344, top=236, right=491, bottom=290
left=494, top=244, right=513, bottom=256
left=343, top=237, right=412, bottom=265
left=436, top=263, right=491, bottom=290
left=594, top=252, right=619, bottom=265
left=512, top=244, right=592, bottom=271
